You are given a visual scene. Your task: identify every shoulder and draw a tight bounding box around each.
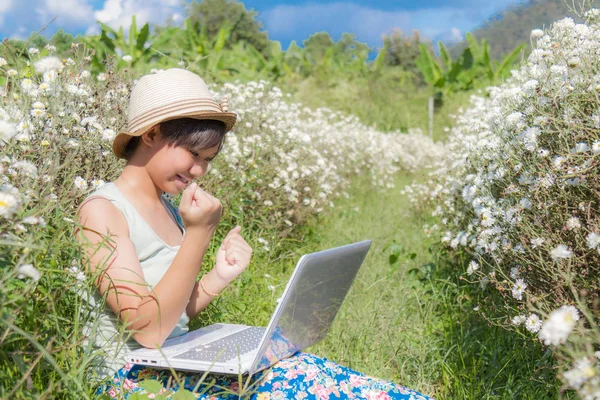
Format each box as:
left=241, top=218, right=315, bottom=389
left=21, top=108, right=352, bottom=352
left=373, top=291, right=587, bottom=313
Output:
left=77, top=194, right=130, bottom=240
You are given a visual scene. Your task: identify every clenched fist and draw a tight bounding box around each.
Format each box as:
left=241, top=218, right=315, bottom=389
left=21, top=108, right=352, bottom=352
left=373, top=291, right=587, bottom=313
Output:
left=178, top=182, right=222, bottom=233
left=213, top=226, right=253, bottom=284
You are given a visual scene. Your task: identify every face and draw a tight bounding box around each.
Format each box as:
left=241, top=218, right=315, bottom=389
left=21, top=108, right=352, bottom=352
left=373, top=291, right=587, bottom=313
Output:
left=142, top=128, right=221, bottom=195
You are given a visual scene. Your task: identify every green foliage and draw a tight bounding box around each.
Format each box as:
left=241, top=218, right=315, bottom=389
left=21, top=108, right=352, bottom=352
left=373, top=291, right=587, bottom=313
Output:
left=415, top=33, right=525, bottom=97
left=84, top=15, right=152, bottom=72
left=186, top=0, right=271, bottom=57
left=382, top=29, right=432, bottom=85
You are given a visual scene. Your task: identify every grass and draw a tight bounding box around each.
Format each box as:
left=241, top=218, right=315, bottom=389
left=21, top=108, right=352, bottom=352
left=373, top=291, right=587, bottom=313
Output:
left=223, top=170, right=573, bottom=399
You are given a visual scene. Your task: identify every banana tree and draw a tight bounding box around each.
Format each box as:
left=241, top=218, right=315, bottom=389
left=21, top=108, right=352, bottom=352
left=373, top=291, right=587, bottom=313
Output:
left=416, top=32, right=525, bottom=96
left=84, top=15, right=151, bottom=72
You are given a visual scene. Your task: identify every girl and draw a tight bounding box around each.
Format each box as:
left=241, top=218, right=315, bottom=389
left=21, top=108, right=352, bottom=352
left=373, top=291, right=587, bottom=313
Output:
left=76, top=68, right=431, bottom=399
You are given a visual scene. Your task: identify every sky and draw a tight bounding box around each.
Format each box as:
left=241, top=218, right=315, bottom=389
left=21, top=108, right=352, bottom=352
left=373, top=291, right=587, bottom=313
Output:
left=0, top=0, right=527, bottom=50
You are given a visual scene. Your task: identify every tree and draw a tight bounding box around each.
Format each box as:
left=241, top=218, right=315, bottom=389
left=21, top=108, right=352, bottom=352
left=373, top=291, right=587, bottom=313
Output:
left=50, top=29, right=77, bottom=54
left=186, top=0, right=270, bottom=57
left=302, top=32, right=334, bottom=64
left=382, top=29, right=427, bottom=72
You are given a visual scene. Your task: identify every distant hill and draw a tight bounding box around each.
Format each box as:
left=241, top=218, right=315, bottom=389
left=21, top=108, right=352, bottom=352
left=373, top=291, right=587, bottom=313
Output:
left=449, top=0, right=594, bottom=60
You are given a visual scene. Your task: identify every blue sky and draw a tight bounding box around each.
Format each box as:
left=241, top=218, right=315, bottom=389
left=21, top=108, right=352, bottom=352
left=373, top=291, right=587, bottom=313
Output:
left=1, top=0, right=526, bottom=50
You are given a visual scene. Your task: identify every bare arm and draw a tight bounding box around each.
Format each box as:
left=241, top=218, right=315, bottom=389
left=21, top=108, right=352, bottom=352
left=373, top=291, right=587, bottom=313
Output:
left=186, top=226, right=253, bottom=319
left=76, top=184, right=220, bottom=348
left=185, top=270, right=228, bottom=319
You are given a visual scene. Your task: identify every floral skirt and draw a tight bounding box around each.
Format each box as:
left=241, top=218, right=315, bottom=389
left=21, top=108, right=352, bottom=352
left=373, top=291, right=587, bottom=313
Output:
left=99, top=352, right=431, bottom=399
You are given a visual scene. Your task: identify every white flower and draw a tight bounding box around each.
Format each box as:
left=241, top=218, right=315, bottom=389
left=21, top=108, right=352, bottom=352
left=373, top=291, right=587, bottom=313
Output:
left=0, top=121, right=17, bottom=143
left=466, top=260, right=479, bottom=275
left=102, top=129, right=116, bottom=141
left=263, top=200, right=273, bottom=206
left=97, top=73, right=107, bottom=82
left=12, top=160, right=37, bottom=177
left=73, top=176, right=88, bottom=191
left=519, top=198, right=532, bottom=209
left=566, top=216, right=581, bottom=230
left=91, top=179, right=106, bottom=189
left=0, top=191, right=19, bottom=217
left=531, top=29, right=544, bottom=38
left=17, top=263, right=41, bottom=282
left=512, top=278, right=527, bottom=300
left=550, top=244, right=573, bottom=261
left=525, top=314, right=542, bottom=333
left=563, top=357, right=596, bottom=390
left=510, top=266, right=520, bottom=279
left=0, top=57, right=6, bottom=67
left=68, top=266, right=86, bottom=283
left=531, top=237, right=545, bottom=248
left=122, top=55, right=133, bottom=63
left=21, top=78, right=34, bottom=92
left=27, top=47, right=39, bottom=56
left=539, top=305, right=580, bottom=346
left=284, top=219, right=293, bottom=227
left=593, top=141, right=600, bottom=153
left=33, top=56, right=63, bottom=74
left=586, top=232, right=600, bottom=249
left=512, top=314, right=527, bottom=325
left=572, top=142, right=590, bottom=153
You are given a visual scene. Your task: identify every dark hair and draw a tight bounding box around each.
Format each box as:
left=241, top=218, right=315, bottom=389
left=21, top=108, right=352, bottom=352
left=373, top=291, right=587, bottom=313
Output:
left=123, top=118, right=227, bottom=160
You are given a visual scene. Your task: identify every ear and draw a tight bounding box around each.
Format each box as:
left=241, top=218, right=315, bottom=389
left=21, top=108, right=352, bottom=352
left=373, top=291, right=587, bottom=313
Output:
left=140, top=125, right=161, bottom=149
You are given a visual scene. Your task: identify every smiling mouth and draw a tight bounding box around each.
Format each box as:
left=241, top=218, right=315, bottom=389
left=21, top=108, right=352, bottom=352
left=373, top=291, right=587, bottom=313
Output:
left=176, top=174, right=190, bottom=184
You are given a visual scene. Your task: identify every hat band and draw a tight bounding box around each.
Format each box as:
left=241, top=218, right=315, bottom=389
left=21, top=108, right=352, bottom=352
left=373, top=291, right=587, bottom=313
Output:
left=128, top=98, right=223, bottom=131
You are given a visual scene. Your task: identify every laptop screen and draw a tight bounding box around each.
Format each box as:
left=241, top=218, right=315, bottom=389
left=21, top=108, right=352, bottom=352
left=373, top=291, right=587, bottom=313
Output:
left=251, top=240, right=371, bottom=373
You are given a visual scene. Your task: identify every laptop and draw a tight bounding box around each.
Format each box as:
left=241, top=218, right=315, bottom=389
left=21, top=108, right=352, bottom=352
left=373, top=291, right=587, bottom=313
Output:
left=126, top=240, right=372, bottom=375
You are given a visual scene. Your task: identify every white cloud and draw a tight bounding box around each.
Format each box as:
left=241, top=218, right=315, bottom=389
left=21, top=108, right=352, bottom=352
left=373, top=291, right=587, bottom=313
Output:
left=37, top=0, right=95, bottom=27
left=86, top=0, right=182, bottom=36
left=0, top=0, right=13, bottom=13
left=450, top=27, right=463, bottom=42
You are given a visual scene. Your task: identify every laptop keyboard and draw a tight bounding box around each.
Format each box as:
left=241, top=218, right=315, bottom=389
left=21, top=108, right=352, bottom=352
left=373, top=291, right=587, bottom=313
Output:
left=173, top=327, right=266, bottom=363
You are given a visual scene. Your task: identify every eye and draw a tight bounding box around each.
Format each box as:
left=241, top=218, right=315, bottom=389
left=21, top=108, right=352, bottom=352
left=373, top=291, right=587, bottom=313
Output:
left=204, top=156, right=215, bottom=162
left=190, top=150, right=199, bottom=157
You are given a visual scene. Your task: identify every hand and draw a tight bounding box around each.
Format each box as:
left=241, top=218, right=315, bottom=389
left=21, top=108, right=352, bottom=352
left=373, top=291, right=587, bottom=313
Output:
left=178, top=182, right=222, bottom=232
left=213, top=226, right=253, bottom=284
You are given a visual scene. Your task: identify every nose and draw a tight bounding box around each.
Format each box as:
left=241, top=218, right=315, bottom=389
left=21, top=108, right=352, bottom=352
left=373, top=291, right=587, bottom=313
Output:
left=189, top=160, right=208, bottom=178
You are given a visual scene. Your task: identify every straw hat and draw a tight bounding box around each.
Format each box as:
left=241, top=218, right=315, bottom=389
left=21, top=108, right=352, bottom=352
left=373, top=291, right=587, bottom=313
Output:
left=112, top=68, right=237, bottom=159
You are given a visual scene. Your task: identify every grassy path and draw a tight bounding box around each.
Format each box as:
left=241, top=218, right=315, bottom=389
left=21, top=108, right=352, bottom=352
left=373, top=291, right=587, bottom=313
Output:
left=295, top=173, right=441, bottom=396
left=200, top=170, right=569, bottom=399
left=287, top=172, right=569, bottom=399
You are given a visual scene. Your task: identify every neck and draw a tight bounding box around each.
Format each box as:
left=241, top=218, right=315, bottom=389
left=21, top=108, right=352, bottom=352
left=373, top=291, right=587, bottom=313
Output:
left=115, top=163, right=163, bottom=203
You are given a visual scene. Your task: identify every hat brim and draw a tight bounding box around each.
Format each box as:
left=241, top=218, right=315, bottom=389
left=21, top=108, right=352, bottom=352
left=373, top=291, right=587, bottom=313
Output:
left=112, top=112, right=237, bottom=159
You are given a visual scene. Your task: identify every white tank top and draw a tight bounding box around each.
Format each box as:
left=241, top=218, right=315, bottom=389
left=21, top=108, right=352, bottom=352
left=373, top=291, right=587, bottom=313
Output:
left=80, top=182, right=190, bottom=379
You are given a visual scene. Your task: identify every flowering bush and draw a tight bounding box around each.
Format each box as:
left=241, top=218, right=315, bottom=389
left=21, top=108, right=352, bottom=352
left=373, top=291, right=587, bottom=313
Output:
left=0, top=43, right=442, bottom=396
left=404, top=9, right=600, bottom=397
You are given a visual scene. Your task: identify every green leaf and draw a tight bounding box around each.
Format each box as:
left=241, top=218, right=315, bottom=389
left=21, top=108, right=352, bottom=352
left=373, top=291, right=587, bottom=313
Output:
left=139, top=379, right=163, bottom=394
left=136, top=23, right=150, bottom=53
left=128, top=393, right=149, bottom=400
left=465, top=32, right=480, bottom=59
left=438, top=41, right=452, bottom=68
left=494, top=43, right=525, bottom=81
left=99, top=31, right=116, bottom=52
left=480, top=39, right=494, bottom=79
left=213, top=24, right=232, bottom=53
left=388, top=243, right=404, bottom=266
left=98, top=21, right=118, bottom=37
left=372, top=42, right=388, bottom=72
left=173, top=389, right=196, bottom=400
